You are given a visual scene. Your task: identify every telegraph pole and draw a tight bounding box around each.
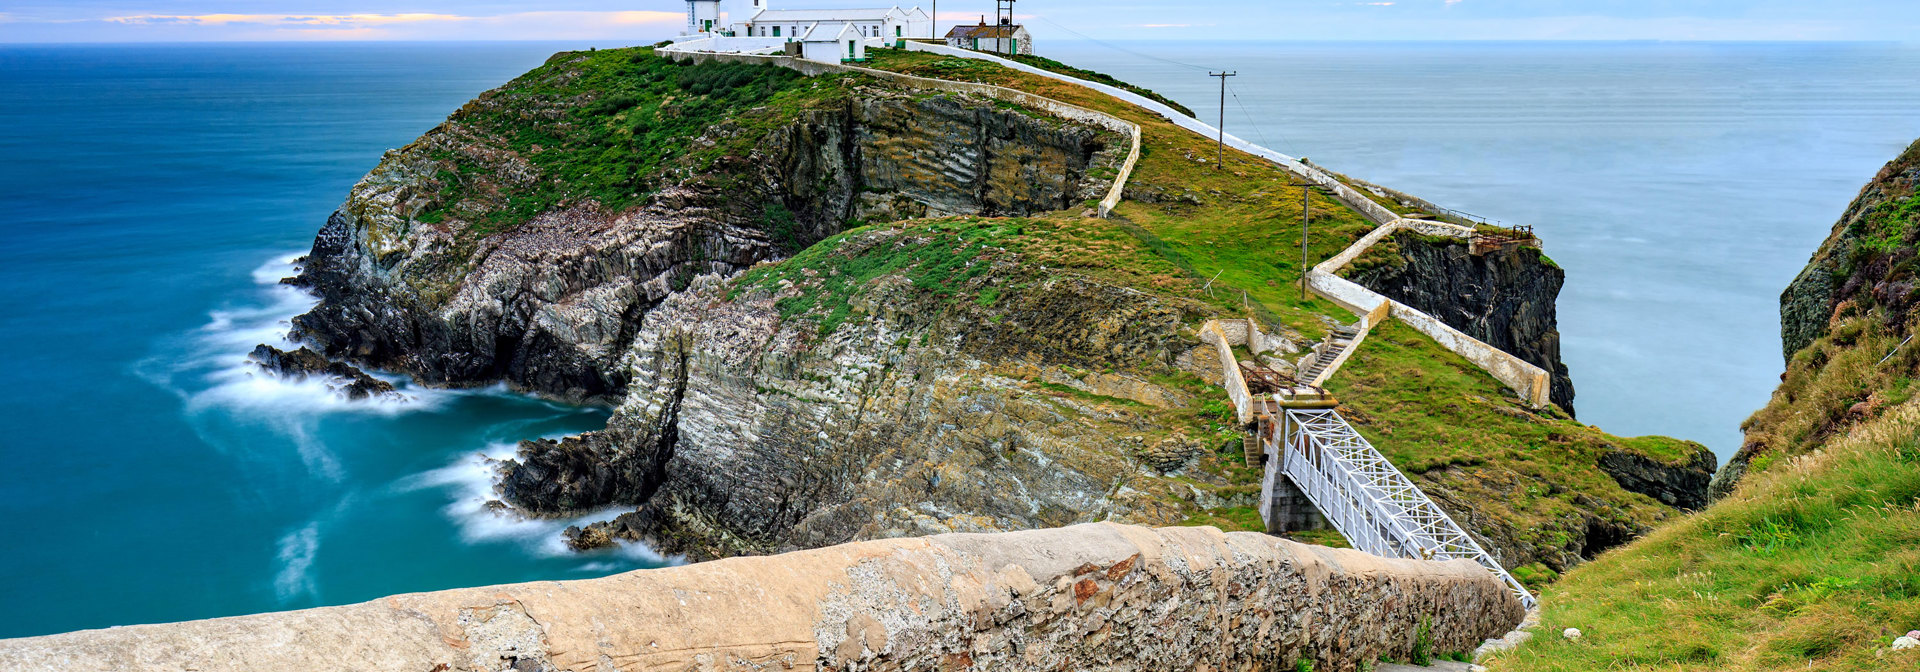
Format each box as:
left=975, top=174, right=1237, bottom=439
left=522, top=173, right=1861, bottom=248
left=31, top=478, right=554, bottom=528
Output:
left=1209, top=71, right=1236, bottom=170
left=996, top=0, right=1017, bottom=56
left=1290, top=183, right=1314, bottom=300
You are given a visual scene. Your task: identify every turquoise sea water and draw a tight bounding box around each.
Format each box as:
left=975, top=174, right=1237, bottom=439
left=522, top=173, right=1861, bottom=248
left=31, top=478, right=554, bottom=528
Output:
left=0, top=43, right=662, bottom=639
left=2, top=41, right=1917, bottom=638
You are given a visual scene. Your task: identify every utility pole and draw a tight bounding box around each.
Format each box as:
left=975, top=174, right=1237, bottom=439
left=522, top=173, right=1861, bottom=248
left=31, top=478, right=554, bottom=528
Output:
left=1209, top=71, right=1236, bottom=170
left=932, top=0, right=938, bottom=39
left=1290, top=183, right=1314, bottom=300
left=996, top=0, right=1017, bottom=56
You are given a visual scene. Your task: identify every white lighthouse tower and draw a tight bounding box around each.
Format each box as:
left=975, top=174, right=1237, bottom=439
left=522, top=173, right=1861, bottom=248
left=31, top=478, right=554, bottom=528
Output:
left=686, top=0, right=722, bottom=35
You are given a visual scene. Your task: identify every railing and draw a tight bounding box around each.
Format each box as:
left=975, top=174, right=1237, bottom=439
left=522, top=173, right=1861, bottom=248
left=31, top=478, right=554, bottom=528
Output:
left=1269, top=407, right=1536, bottom=610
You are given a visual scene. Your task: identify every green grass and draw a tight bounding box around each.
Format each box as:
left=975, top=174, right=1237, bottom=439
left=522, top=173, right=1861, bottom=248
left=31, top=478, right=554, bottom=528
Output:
left=413, top=48, right=842, bottom=236
left=1489, top=399, right=1920, bottom=671
left=1000, top=53, right=1197, bottom=117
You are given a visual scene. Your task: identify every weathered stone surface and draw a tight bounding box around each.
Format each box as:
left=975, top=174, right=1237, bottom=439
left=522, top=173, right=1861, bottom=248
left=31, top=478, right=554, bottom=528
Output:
left=0, top=523, right=1524, bottom=672
left=1348, top=231, right=1575, bottom=414
left=246, top=344, right=398, bottom=401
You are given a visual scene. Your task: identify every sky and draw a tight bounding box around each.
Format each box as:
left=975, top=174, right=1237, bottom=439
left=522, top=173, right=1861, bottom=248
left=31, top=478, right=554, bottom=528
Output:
left=2, top=1, right=1917, bottom=43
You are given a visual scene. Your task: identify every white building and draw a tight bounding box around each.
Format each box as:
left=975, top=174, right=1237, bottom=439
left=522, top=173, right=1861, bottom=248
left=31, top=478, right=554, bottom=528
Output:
left=946, top=19, right=1032, bottom=56
left=686, top=0, right=724, bottom=35
left=797, top=23, right=868, bottom=63
left=741, top=6, right=931, bottom=44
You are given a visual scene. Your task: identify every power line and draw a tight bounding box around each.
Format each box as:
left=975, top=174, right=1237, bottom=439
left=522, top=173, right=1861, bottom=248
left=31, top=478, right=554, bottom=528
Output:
left=1026, top=14, right=1214, bottom=71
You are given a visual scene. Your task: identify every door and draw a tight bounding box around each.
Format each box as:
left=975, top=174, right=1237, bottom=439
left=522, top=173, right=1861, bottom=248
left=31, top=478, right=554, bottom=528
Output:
left=847, top=41, right=856, bottom=59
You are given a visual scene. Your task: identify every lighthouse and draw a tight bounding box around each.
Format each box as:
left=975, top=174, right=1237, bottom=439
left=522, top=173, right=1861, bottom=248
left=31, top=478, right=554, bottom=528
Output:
left=686, top=0, right=722, bottom=35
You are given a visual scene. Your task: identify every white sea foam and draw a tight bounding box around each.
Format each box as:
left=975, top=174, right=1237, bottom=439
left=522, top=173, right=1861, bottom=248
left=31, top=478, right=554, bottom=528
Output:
left=397, top=440, right=674, bottom=566
left=273, top=521, right=321, bottom=602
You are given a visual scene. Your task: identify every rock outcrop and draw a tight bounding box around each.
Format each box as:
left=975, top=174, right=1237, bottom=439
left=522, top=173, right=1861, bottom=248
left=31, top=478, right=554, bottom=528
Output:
left=289, top=53, right=1122, bottom=405
left=247, top=344, right=398, bottom=401
left=499, top=262, right=1212, bottom=559
left=1778, top=139, right=1920, bottom=363
left=0, top=523, right=1525, bottom=672
left=1726, top=138, right=1920, bottom=497
left=1347, top=230, right=1575, bottom=413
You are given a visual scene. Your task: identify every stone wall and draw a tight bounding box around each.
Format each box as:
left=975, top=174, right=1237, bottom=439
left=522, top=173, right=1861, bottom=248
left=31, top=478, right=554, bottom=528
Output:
left=0, top=523, right=1524, bottom=672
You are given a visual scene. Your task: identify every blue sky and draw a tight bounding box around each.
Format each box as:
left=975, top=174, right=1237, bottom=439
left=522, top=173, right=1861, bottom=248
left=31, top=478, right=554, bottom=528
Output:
left=2, top=1, right=1916, bottom=42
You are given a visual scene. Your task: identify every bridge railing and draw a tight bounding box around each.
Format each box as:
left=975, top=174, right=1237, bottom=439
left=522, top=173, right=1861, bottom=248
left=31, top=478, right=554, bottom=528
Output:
left=1270, top=407, right=1536, bottom=609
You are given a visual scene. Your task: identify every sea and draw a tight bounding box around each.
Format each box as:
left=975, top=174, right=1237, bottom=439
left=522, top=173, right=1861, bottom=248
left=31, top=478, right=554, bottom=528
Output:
left=1, top=40, right=1916, bottom=638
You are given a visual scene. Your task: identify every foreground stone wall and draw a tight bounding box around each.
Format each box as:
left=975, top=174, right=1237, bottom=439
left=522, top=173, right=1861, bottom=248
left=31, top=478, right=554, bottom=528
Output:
left=0, top=523, right=1523, bottom=672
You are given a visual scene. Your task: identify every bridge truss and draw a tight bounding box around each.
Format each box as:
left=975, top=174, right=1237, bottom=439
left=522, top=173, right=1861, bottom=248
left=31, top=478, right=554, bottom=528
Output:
left=1266, top=407, right=1536, bottom=609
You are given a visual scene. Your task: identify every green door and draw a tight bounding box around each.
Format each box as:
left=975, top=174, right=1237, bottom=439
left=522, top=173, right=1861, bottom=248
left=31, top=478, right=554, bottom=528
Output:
left=1010, top=38, right=1018, bottom=53
left=848, top=41, right=855, bottom=59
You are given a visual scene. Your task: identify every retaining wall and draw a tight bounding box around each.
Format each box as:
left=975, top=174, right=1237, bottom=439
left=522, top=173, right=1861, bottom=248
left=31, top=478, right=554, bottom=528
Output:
left=0, top=523, right=1525, bottom=672
left=660, top=48, right=1140, bottom=218
left=1308, top=220, right=1553, bottom=408
left=1201, top=320, right=1256, bottom=424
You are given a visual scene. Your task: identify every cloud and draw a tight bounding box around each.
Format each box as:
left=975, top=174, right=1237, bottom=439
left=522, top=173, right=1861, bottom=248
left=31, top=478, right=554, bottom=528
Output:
left=1139, top=24, right=1192, bottom=28
left=1359, top=2, right=1396, bottom=6
left=107, top=13, right=466, bottom=28
left=75, top=10, right=684, bottom=40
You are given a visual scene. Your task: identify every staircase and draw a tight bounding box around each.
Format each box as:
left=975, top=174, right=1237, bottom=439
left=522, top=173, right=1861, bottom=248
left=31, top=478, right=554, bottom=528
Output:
left=1299, top=324, right=1361, bottom=383
left=1263, top=407, right=1536, bottom=609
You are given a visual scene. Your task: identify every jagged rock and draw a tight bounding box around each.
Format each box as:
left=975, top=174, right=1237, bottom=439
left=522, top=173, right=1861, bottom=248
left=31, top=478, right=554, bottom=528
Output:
left=1596, top=445, right=1717, bottom=511
left=1348, top=230, right=1577, bottom=414
left=1133, top=435, right=1204, bottom=474
left=247, top=344, right=398, bottom=401
left=561, top=523, right=615, bottom=552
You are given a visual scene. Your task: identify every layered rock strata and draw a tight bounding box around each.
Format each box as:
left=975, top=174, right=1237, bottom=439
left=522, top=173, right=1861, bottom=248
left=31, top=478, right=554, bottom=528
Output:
left=0, top=523, right=1525, bottom=672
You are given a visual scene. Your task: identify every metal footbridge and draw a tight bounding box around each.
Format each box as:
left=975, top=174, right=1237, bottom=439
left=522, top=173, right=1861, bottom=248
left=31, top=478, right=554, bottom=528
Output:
left=1257, top=396, right=1536, bottom=609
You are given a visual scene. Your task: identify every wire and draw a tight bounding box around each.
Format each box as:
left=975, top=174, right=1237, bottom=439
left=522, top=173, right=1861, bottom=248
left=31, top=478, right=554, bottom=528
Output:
left=1026, top=14, right=1214, bottom=72
left=1227, top=81, right=1304, bottom=158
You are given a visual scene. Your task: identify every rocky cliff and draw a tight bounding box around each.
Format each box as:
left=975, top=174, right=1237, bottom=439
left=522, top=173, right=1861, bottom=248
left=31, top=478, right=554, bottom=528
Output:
left=0, top=523, right=1525, bottom=672
left=1347, top=230, right=1575, bottom=414
left=290, top=50, right=1124, bottom=404
left=1727, top=138, right=1920, bottom=496
left=275, top=44, right=1711, bottom=577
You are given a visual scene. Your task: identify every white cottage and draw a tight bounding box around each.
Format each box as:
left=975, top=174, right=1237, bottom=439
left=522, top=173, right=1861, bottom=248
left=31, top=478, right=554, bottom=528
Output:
left=946, top=19, right=1032, bottom=55
left=797, top=23, right=867, bottom=63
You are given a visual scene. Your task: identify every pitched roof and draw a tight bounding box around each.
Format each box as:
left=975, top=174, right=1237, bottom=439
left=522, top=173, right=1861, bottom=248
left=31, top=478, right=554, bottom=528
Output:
left=749, top=8, right=900, bottom=22
left=946, top=23, right=1025, bottom=39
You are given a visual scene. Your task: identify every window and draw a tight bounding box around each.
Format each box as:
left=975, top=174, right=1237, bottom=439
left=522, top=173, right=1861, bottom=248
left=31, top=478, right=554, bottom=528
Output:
left=895, top=26, right=902, bottom=37
left=772, top=26, right=780, bottom=36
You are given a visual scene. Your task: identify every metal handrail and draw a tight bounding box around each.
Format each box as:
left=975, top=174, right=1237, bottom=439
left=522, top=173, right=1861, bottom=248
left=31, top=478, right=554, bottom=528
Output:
left=1273, top=407, right=1536, bottom=609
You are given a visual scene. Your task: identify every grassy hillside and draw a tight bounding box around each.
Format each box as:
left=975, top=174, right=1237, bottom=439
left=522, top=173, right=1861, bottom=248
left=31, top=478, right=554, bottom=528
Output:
left=840, top=47, right=1706, bottom=571
left=1490, top=400, right=1920, bottom=671
left=1491, top=140, right=1920, bottom=671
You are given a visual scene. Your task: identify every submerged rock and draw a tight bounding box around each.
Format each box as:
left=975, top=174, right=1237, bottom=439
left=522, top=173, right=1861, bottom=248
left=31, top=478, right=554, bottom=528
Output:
left=247, top=344, right=399, bottom=401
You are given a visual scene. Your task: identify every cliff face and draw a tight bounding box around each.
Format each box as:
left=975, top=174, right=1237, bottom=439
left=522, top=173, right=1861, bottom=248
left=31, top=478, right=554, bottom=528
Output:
left=1348, top=230, right=1575, bottom=414
left=287, top=49, right=1246, bottom=558
left=1727, top=138, right=1920, bottom=497
left=1778, top=139, right=1920, bottom=363
left=499, top=221, right=1232, bottom=558
left=290, top=51, right=1121, bottom=403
